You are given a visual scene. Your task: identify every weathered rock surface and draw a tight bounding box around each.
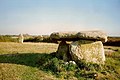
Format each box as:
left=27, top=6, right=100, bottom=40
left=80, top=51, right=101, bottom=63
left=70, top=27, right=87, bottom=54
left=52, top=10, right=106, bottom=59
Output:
left=57, top=41, right=72, bottom=61
left=50, top=31, right=107, bottom=42
left=50, top=31, right=78, bottom=41
left=70, top=41, right=105, bottom=64
left=77, top=31, right=107, bottom=42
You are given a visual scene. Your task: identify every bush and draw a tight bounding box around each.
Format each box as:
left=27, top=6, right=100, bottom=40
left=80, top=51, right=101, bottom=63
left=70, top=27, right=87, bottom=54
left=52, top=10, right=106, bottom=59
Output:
left=104, top=37, right=120, bottom=46
left=39, top=56, right=78, bottom=79
left=0, top=35, right=18, bottom=42
left=38, top=51, right=120, bottom=79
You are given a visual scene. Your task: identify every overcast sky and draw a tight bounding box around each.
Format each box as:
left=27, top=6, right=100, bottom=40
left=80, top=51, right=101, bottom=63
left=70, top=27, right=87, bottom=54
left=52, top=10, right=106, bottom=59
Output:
left=0, top=0, right=120, bottom=36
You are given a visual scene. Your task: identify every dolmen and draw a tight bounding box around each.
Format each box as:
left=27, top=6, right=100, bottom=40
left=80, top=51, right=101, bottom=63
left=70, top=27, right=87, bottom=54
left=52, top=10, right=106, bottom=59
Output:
left=50, top=31, right=107, bottom=64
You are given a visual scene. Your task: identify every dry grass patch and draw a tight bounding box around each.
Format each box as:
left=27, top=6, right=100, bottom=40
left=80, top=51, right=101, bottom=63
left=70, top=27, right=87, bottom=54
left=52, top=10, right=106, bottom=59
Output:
left=0, top=42, right=58, bottom=54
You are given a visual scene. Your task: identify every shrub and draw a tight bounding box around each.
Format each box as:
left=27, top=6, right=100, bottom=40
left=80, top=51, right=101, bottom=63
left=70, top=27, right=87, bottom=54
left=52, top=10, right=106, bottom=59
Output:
left=103, top=37, right=120, bottom=46
left=0, top=35, right=18, bottom=42
left=38, top=50, right=120, bottom=79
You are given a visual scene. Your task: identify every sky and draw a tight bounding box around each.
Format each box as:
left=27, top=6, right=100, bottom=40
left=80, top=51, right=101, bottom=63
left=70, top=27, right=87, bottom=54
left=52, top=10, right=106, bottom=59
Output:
left=0, top=0, right=120, bottom=36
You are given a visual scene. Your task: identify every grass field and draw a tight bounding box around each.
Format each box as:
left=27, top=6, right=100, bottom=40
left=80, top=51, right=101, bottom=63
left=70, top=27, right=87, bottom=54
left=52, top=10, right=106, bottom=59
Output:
left=0, top=42, right=59, bottom=80
left=0, top=42, right=120, bottom=80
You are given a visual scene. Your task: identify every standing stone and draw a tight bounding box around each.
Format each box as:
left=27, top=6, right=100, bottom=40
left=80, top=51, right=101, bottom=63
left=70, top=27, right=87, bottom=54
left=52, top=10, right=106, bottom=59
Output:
left=57, top=41, right=72, bottom=61
left=19, top=34, right=24, bottom=43
left=70, top=41, right=105, bottom=64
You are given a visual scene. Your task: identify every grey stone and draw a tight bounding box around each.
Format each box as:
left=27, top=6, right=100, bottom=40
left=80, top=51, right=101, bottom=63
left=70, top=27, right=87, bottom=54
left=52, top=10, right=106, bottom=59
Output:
left=69, top=61, right=76, bottom=65
left=19, top=34, right=24, bottom=43
left=70, top=41, right=105, bottom=64
left=50, top=31, right=107, bottom=42
left=50, top=31, right=78, bottom=41
left=57, top=41, right=72, bottom=61
left=77, top=31, right=107, bottom=42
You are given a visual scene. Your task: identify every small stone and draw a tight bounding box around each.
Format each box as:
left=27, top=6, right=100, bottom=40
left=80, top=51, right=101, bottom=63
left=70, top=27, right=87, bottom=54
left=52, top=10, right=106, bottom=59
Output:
left=69, top=61, right=76, bottom=65
left=64, top=62, right=69, bottom=65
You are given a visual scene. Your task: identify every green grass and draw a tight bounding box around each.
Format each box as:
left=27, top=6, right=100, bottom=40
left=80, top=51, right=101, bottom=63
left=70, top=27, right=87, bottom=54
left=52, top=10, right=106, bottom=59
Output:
left=0, top=42, right=120, bottom=80
left=0, top=42, right=58, bottom=80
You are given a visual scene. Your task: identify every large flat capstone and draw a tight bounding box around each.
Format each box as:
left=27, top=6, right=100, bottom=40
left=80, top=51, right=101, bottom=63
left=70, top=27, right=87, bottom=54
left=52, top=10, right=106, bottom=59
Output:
left=70, top=41, right=105, bottom=64
left=50, top=31, right=107, bottom=42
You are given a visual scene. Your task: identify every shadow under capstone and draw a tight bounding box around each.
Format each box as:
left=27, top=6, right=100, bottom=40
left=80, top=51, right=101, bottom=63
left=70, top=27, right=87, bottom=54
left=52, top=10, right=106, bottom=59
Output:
left=0, top=52, right=56, bottom=67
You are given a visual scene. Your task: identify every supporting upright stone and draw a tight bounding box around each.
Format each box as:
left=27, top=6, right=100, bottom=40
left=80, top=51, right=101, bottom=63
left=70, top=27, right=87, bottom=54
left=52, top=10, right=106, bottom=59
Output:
left=70, top=41, right=105, bottom=64
left=19, top=34, right=24, bottom=43
left=57, top=41, right=72, bottom=61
